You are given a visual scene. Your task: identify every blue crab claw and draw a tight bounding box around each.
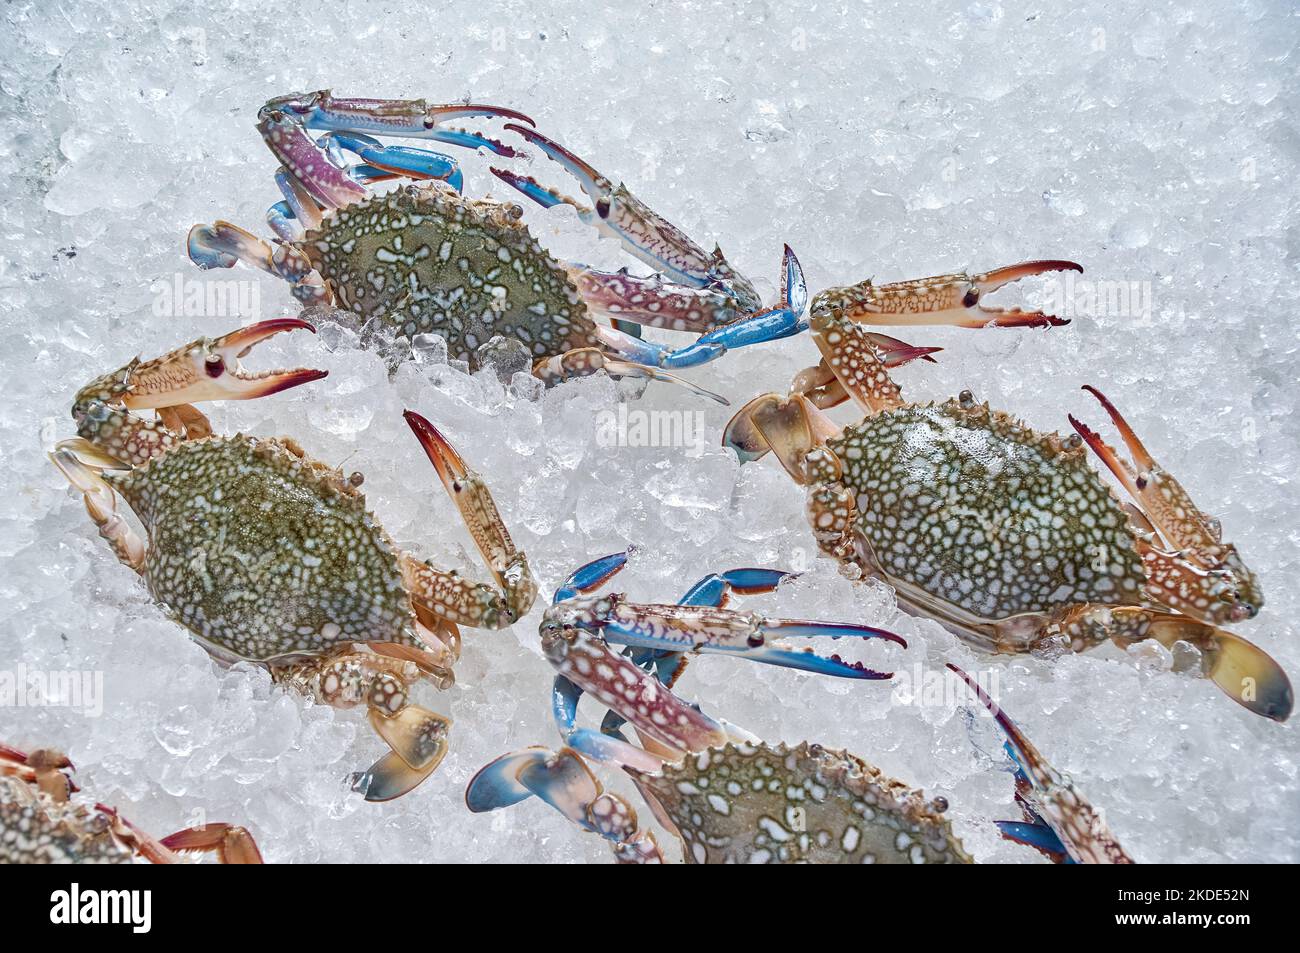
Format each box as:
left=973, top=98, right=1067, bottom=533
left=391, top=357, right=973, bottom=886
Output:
left=261, top=90, right=534, bottom=157
left=679, top=567, right=792, bottom=607
left=493, top=124, right=760, bottom=308
left=597, top=609, right=905, bottom=680
left=995, top=820, right=1072, bottom=864
left=465, top=747, right=557, bottom=812
left=320, top=132, right=465, bottom=192
left=553, top=551, right=630, bottom=604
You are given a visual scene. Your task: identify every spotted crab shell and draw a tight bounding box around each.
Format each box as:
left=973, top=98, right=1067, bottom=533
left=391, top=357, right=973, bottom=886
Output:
left=630, top=741, right=972, bottom=864
left=828, top=398, right=1147, bottom=622
left=0, top=778, right=130, bottom=864
left=301, top=184, right=602, bottom=367
left=105, top=434, right=422, bottom=663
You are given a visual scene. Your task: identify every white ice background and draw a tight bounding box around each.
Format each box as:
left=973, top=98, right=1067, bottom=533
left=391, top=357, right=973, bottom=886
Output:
left=1, top=0, right=1296, bottom=862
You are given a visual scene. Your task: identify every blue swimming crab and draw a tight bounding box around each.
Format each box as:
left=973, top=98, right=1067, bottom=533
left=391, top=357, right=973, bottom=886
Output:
left=463, top=554, right=1131, bottom=863
left=463, top=551, right=952, bottom=863
left=723, top=265, right=1291, bottom=720
left=186, top=90, right=812, bottom=401
left=49, top=319, right=539, bottom=800
left=1, top=743, right=262, bottom=863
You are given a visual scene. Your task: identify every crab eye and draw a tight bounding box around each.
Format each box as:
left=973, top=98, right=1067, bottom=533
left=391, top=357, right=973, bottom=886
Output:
left=205, top=354, right=225, bottom=377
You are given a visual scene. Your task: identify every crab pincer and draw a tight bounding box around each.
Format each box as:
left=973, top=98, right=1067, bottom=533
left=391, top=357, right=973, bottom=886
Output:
left=948, top=665, right=1133, bottom=864
left=813, top=258, right=1083, bottom=329
left=466, top=552, right=923, bottom=863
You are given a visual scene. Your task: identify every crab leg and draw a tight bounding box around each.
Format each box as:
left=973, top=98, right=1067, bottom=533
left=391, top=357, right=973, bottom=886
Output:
left=275, top=647, right=453, bottom=801
left=318, top=131, right=466, bottom=192
left=567, top=593, right=904, bottom=679
left=466, top=744, right=666, bottom=863
left=532, top=345, right=729, bottom=405
left=404, top=411, right=538, bottom=626
left=1070, top=386, right=1224, bottom=553
left=156, top=824, right=264, bottom=864
left=1049, top=604, right=1291, bottom=721
left=492, top=124, right=760, bottom=309
left=812, top=259, right=1081, bottom=329
left=947, top=664, right=1134, bottom=864
left=261, top=90, right=534, bottom=158
left=187, top=220, right=327, bottom=304
left=49, top=450, right=147, bottom=571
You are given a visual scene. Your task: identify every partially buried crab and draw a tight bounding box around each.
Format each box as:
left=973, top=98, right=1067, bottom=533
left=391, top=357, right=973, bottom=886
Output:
left=50, top=318, right=538, bottom=800
left=464, top=553, right=1131, bottom=863
left=724, top=261, right=1291, bottom=720
left=186, top=90, right=815, bottom=402
left=1, top=743, right=262, bottom=863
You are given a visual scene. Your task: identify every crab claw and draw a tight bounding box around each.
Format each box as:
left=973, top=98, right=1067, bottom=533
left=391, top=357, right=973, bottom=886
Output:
left=589, top=601, right=905, bottom=680
left=947, top=664, right=1134, bottom=863
left=260, top=90, right=534, bottom=157
left=552, top=551, right=630, bottom=604
left=494, top=124, right=760, bottom=308
left=815, top=259, right=1081, bottom=329
left=113, top=319, right=326, bottom=411
left=404, top=410, right=538, bottom=623
left=1070, top=385, right=1263, bottom=624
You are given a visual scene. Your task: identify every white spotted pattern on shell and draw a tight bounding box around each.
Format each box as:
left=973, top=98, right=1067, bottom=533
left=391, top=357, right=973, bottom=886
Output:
left=829, top=399, right=1147, bottom=619
left=631, top=741, right=972, bottom=864
left=0, top=778, right=129, bottom=864
left=303, top=184, right=601, bottom=367
left=105, top=434, right=418, bottom=661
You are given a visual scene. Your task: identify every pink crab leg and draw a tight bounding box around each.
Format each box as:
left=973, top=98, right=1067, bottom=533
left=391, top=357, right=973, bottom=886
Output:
left=813, top=260, right=1082, bottom=329
left=157, top=824, right=265, bottom=864
left=492, top=124, right=760, bottom=309
left=258, top=110, right=368, bottom=210
left=1070, top=385, right=1220, bottom=551
left=546, top=625, right=728, bottom=755
left=569, top=268, right=739, bottom=332
left=404, top=411, right=539, bottom=625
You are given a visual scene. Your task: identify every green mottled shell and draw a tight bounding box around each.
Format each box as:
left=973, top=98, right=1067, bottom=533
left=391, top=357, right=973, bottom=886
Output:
left=829, top=399, right=1146, bottom=620
left=0, top=781, right=129, bottom=864
left=105, top=435, right=418, bottom=662
left=302, top=184, right=601, bottom=367
left=633, top=742, right=971, bottom=864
